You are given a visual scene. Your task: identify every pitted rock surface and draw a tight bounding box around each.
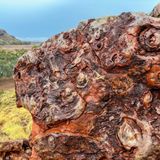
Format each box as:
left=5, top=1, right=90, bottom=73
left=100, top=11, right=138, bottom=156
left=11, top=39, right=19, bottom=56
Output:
left=0, top=140, right=31, bottom=160
left=14, top=12, right=160, bottom=160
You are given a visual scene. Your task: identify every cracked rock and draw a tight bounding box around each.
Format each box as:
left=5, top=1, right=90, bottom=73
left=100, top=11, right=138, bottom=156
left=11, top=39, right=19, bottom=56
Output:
left=13, top=6, right=160, bottom=160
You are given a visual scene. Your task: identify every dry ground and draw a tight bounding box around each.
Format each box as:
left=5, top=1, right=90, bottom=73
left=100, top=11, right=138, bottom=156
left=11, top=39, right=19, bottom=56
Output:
left=0, top=44, right=41, bottom=51
left=0, top=78, right=14, bottom=91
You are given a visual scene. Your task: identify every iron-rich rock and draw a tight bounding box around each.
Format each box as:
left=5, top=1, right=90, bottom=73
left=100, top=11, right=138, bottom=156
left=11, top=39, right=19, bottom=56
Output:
left=0, top=139, right=31, bottom=160
left=13, top=7, right=160, bottom=160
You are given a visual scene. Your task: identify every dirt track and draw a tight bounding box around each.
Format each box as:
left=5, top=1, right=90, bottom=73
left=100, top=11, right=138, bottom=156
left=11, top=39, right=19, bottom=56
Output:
left=0, top=78, right=14, bottom=91
left=0, top=45, right=33, bottom=51
left=0, top=44, right=40, bottom=51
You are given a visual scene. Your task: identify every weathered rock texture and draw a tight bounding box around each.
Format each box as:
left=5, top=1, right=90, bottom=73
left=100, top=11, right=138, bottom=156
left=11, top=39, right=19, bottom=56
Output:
left=14, top=10, right=160, bottom=160
left=150, top=3, right=160, bottom=17
left=0, top=139, right=31, bottom=160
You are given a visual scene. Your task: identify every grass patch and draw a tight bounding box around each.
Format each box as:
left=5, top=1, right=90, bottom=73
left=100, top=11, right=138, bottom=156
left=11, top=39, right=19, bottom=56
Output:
left=0, top=89, right=32, bottom=142
left=0, top=49, right=26, bottom=78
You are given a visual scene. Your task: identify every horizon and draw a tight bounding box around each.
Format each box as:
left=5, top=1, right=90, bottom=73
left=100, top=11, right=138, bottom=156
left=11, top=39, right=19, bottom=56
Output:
left=0, top=0, right=159, bottom=41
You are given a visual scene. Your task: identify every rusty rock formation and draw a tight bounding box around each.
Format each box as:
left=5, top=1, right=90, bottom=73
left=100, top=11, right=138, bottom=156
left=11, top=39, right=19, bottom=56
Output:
left=0, top=140, right=31, bottom=160
left=13, top=11, right=160, bottom=160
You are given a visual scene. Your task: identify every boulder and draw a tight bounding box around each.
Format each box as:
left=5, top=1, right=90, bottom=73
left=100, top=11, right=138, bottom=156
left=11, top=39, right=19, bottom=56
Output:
left=14, top=8, right=160, bottom=160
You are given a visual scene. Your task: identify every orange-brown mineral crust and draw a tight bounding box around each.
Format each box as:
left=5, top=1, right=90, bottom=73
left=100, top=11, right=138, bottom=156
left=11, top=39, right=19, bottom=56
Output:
left=14, top=12, right=160, bottom=160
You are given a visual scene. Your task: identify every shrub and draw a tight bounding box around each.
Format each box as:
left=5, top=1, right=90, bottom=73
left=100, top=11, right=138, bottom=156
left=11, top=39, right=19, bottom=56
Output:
left=0, top=49, right=26, bottom=78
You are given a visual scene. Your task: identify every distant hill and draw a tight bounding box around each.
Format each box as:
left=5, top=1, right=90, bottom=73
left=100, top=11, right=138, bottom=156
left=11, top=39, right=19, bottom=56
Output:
left=0, top=29, right=30, bottom=45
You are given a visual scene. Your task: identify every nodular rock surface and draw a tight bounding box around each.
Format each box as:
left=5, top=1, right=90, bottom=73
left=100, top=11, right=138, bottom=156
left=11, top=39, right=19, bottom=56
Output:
left=0, top=139, right=31, bottom=160
left=13, top=5, right=160, bottom=160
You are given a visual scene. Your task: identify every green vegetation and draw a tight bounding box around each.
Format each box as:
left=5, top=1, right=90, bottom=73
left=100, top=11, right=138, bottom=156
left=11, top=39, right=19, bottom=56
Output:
left=0, top=49, right=26, bottom=78
left=0, top=48, right=32, bottom=142
left=32, top=45, right=40, bottom=49
left=0, top=89, right=32, bottom=142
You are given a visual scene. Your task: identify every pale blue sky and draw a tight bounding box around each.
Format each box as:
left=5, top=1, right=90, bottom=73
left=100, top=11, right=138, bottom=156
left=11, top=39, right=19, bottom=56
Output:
left=0, top=0, right=159, bottom=41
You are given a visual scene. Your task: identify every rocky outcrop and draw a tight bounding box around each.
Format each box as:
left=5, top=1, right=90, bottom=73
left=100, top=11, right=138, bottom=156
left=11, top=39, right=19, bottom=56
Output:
left=13, top=6, right=160, bottom=160
left=150, top=3, right=160, bottom=17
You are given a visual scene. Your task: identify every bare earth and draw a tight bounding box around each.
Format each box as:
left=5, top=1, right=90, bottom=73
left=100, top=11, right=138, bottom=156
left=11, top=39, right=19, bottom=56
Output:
left=0, top=44, right=40, bottom=51
left=0, top=78, right=14, bottom=91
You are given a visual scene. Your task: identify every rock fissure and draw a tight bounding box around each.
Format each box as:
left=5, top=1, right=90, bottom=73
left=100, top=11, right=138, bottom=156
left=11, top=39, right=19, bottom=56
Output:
left=1, top=4, right=160, bottom=160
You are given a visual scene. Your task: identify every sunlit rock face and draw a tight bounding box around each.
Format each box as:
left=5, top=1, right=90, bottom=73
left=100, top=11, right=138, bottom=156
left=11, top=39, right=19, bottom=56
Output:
left=150, top=3, right=160, bottom=17
left=14, top=11, right=160, bottom=160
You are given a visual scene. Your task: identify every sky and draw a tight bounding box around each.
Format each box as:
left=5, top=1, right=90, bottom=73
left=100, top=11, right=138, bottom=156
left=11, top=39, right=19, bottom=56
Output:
left=0, top=0, right=159, bottom=41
